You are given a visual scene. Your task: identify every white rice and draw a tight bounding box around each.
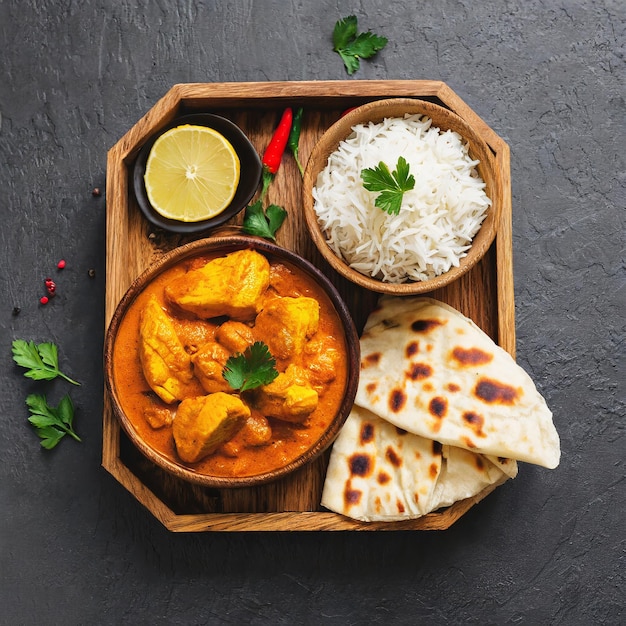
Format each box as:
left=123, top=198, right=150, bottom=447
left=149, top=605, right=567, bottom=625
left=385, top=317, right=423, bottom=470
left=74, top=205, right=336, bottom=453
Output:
left=312, top=114, right=491, bottom=283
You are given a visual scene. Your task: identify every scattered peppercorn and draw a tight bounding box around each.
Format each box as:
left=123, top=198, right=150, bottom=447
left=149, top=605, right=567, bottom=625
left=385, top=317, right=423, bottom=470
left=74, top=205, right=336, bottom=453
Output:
left=12, top=306, right=21, bottom=316
left=92, top=187, right=101, bottom=197
left=44, top=278, right=57, bottom=297
left=57, top=259, right=66, bottom=270
left=87, top=269, right=96, bottom=278
left=40, top=296, right=49, bottom=305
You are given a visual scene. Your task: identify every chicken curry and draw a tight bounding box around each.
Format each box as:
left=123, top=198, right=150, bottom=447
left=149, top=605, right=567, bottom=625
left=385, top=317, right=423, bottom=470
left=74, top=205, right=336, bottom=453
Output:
left=112, top=248, right=350, bottom=478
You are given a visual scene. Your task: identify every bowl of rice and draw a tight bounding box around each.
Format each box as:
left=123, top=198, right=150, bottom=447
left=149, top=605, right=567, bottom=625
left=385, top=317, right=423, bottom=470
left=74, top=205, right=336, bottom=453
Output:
left=302, top=98, right=501, bottom=294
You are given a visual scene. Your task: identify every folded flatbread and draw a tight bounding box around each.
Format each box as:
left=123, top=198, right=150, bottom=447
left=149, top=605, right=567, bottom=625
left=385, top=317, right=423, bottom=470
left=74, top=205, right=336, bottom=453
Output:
left=355, top=296, right=560, bottom=468
left=321, top=405, right=517, bottom=522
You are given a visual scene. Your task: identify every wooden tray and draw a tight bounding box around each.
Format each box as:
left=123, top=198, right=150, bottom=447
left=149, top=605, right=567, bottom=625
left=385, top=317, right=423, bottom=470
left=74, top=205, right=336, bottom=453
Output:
left=104, top=80, right=514, bottom=532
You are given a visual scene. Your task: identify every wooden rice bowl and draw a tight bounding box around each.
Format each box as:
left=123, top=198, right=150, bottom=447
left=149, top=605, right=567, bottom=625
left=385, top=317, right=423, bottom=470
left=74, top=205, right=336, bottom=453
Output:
left=103, top=235, right=360, bottom=488
left=302, top=98, right=502, bottom=295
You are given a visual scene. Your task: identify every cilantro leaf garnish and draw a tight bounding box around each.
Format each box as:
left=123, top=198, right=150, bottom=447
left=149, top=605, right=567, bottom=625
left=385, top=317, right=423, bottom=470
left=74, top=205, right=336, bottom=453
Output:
left=360, top=156, right=416, bottom=215
left=25, top=393, right=81, bottom=449
left=222, top=341, right=279, bottom=392
left=332, top=15, right=388, bottom=75
left=12, top=339, right=80, bottom=385
left=242, top=200, right=288, bottom=241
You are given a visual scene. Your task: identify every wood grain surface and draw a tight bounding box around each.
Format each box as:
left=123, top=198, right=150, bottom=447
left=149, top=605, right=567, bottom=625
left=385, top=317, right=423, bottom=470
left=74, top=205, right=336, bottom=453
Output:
left=103, top=80, right=514, bottom=532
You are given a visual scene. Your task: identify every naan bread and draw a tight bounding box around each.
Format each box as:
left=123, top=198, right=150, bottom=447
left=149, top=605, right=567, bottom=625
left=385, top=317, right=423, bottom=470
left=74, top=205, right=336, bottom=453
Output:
left=356, top=296, right=560, bottom=468
left=321, top=405, right=516, bottom=522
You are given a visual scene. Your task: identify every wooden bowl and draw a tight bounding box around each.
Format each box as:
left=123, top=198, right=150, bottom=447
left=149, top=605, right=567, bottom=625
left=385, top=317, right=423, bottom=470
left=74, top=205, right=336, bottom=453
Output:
left=103, top=235, right=360, bottom=488
left=132, top=114, right=262, bottom=234
left=302, top=98, right=501, bottom=295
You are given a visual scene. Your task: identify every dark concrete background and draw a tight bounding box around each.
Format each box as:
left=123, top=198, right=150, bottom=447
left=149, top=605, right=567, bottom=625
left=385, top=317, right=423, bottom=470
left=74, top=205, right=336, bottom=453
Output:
left=1, top=1, right=623, bottom=624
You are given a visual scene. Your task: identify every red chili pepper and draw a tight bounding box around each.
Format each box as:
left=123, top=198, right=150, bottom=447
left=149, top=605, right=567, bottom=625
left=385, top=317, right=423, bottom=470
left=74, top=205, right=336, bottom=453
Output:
left=262, top=108, right=293, bottom=174
left=260, top=107, right=293, bottom=201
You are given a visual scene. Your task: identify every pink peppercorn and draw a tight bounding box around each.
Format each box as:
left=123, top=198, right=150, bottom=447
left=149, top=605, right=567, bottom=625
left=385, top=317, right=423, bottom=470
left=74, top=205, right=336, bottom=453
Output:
left=40, top=296, right=49, bottom=305
left=57, top=259, right=66, bottom=269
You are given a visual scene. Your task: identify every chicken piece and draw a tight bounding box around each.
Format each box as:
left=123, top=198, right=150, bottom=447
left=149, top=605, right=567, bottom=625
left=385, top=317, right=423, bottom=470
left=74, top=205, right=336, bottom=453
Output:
left=240, top=413, right=273, bottom=446
left=219, top=413, right=272, bottom=457
left=215, top=320, right=256, bottom=354
left=303, top=337, right=341, bottom=391
left=255, top=364, right=318, bottom=423
left=164, top=249, right=270, bottom=321
left=254, top=296, right=320, bottom=364
left=192, top=341, right=232, bottom=394
left=143, top=405, right=174, bottom=430
left=173, top=392, right=250, bottom=464
left=268, top=262, right=303, bottom=298
left=139, top=295, right=194, bottom=404
left=172, top=317, right=218, bottom=355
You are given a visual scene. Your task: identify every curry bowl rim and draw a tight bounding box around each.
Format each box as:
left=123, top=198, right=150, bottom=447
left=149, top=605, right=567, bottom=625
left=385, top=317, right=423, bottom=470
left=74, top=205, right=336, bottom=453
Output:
left=103, top=234, right=360, bottom=488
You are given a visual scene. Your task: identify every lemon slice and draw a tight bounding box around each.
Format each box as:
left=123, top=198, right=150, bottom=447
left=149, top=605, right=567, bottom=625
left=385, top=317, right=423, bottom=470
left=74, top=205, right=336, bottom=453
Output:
left=144, top=124, right=241, bottom=222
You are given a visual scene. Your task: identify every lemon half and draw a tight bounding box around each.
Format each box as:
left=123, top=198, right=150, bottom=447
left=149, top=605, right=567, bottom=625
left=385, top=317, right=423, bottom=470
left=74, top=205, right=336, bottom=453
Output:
left=144, top=124, right=241, bottom=222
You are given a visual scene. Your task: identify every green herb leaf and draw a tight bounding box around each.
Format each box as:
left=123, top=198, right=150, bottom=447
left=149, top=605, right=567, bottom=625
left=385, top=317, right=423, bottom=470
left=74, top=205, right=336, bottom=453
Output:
left=12, top=339, right=80, bottom=385
left=242, top=200, right=288, bottom=241
left=332, top=15, right=388, bottom=75
left=38, top=427, right=65, bottom=450
left=25, top=393, right=81, bottom=449
left=223, top=341, right=279, bottom=392
left=332, top=15, right=358, bottom=51
left=361, top=156, right=416, bottom=215
left=37, top=342, right=58, bottom=369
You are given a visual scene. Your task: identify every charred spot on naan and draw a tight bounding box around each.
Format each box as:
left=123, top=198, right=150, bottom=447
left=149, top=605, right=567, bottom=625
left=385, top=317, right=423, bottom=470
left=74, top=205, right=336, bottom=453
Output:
left=360, top=421, right=375, bottom=444
left=429, top=462, right=439, bottom=479
left=385, top=446, right=402, bottom=467
left=349, top=453, right=373, bottom=477
left=405, top=341, right=419, bottom=358
left=377, top=471, right=391, bottom=485
left=344, top=485, right=362, bottom=506
left=411, top=318, right=445, bottom=333
left=447, top=382, right=461, bottom=392
left=461, top=436, right=477, bottom=449
left=451, top=346, right=493, bottom=366
left=463, top=411, right=486, bottom=437
left=405, top=362, right=432, bottom=381
left=474, top=378, right=520, bottom=405
left=365, top=382, right=378, bottom=396
left=429, top=396, right=448, bottom=419
left=475, top=455, right=485, bottom=471
left=389, top=388, right=407, bottom=413
left=362, top=352, right=382, bottom=369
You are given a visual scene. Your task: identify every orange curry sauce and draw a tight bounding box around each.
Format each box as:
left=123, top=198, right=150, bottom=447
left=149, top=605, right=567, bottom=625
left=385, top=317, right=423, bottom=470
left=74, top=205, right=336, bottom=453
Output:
left=112, top=252, right=349, bottom=478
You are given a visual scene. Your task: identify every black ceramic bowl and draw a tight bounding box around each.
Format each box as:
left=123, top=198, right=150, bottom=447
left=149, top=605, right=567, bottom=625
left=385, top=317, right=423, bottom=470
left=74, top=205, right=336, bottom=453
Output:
left=132, top=113, right=262, bottom=234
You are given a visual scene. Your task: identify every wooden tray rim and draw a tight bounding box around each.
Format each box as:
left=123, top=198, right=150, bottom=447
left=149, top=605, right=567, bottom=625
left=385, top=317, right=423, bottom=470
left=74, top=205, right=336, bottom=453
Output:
left=103, top=79, right=515, bottom=532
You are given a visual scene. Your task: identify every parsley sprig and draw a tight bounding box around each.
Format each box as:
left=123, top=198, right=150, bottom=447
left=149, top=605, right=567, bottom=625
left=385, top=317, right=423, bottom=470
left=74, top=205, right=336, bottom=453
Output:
left=12, top=339, right=80, bottom=385
left=332, top=15, right=388, bottom=75
left=25, top=393, right=81, bottom=449
left=361, top=156, right=416, bottom=215
left=242, top=200, right=288, bottom=241
left=222, top=341, right=279, bottom=392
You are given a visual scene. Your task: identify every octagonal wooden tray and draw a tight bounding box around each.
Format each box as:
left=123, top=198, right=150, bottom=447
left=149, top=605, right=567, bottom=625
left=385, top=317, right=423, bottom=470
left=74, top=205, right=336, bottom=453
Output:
left=104, top=80, right=514, bottom=532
